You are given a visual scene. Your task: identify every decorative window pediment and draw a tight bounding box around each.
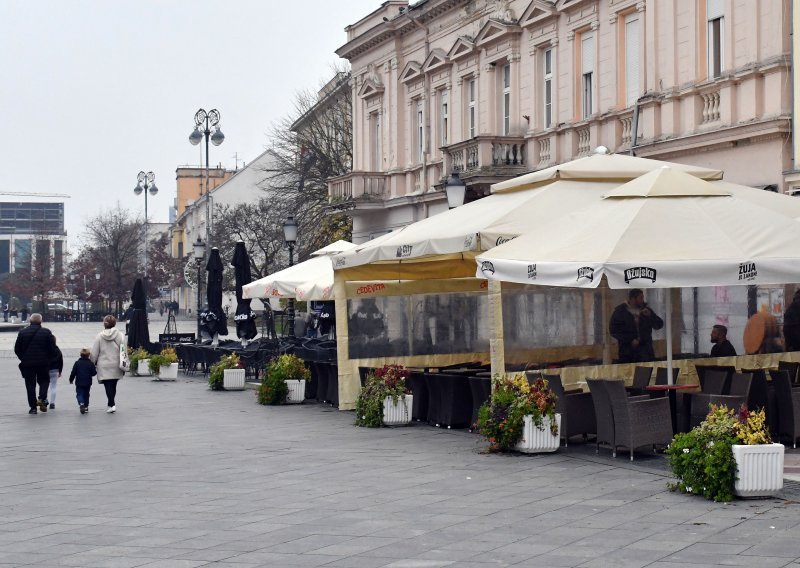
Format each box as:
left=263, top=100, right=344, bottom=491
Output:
left=447, top=37, right=476, bottom=61
left=519, top=0, right=558, bottom=28
left=358, top=79, right=384, bottom=99
left=556, top=0, right=596, bottom=13
left=399, top=61, right=423, bottom=84
left=475, top=19, right=521, bottom=48
left=423, top=49, right=450, bottom=73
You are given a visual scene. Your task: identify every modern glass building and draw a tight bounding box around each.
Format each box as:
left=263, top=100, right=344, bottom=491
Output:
left=0, top=202, right=65, bottom=275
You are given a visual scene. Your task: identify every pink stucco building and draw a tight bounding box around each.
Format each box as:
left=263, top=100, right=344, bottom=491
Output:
left=330, top=0, right=795, bottom=243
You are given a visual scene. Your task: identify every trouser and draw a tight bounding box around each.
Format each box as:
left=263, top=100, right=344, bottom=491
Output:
left=48, top=369, right=59, bottom=404
left=22, top=366, right=50, bottom=409
left=103, top=379, right=118, bottom=407
left=75, top=385, right=91, bottom=407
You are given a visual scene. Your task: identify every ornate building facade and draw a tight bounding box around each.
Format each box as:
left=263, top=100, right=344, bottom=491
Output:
left=331, top=0, right=793, bottom=242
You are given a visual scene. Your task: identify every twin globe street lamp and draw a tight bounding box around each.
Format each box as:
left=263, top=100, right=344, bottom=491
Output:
left=189, top=109, right=224, bottom=249
left=134, top=171, right=158, bottom=285
left=282, top=216, right=298, bottom=338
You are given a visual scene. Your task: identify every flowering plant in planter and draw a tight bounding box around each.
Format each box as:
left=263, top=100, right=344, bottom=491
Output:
left=257, top=354, right=310, bottom=405
left=477, top=374, right=558, bottom=452
left=148, top=347, right=178, bottom=375
left=128, top=347, right=150, bottom=376
left=668, top=404, right=773, bottom=502
left=355, top=364, right=411, bottom=427
left=208, top=353, right=242, bottom=391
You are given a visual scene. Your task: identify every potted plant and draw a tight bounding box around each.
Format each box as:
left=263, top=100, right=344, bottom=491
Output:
left=148, top=347, right=178, bottom=380
left=477, top=374, right=560, bottom=453
left=257, top=354, right=310, bottom=405
left=668, top=404, right=784, bottom=502
left=128, top=347, right=151, bottom=376
left=208, top=353, right=244, bottom=391
left=354, top=364, right=412, bottom=427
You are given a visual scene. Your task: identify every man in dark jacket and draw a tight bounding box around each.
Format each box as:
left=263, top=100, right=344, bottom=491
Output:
left=710, top=324, right=737, bottom=358
left=784, top=290, right=800, bottom=352
left=609, top=289, right=664, bottom=363
left=14, top=313, right=57, bottom=414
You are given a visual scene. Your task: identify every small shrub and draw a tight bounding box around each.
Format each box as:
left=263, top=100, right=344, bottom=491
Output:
left=257, top=354, right=309, bottom=405
left=354, top=364, right=410, bottom=427
left=208, top=353, right=241, bottom=391
left=476, top=374, right=558, bottom=452
left=148, top=347, right=178, bottom=375
left=128, top=347, right=150, bottom=375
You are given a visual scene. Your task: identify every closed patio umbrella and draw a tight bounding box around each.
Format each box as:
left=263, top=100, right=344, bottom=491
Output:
left=205, top=247, right=228, bottom=339
left=127, top=278, right=150, bottom=350
left=231, top=241, right=257, bottom=341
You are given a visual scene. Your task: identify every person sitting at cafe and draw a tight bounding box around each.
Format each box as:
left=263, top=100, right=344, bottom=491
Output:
left=710, top=324, right=737, bottom=358
left=609, top=289, right=664, bottom=363
left=784, top=289, right=800, bottom=352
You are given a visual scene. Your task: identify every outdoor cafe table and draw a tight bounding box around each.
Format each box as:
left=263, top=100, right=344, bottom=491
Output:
left=645, top=384, right=697, bottom=434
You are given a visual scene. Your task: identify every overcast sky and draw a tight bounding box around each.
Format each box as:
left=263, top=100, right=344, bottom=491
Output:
left=0, top=0, right=379, bottom=249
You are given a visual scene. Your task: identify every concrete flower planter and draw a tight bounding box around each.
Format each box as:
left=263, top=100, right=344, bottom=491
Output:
left=137, top=360, right=151, bottom=376
left=156, top=363, right=178, bottom=381
left=383, top=395, right=413, bottom=426
left=223, top=368, right=245, bottom=390
left=515, top=414, right=561, bottom=453
left=732, top=443, right=784, bottom=497
left=286, top=379, right=306, bottom=404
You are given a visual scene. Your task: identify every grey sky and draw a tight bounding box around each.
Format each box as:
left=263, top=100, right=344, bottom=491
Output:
left=0, top=0, right=378, bottom=251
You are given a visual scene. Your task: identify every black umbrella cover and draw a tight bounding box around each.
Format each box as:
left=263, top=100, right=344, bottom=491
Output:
left=231, top=241, right=257, bottom=340
left=127, top=278, right=150, bottom=350
left=204, top=248, right=228, bottom=336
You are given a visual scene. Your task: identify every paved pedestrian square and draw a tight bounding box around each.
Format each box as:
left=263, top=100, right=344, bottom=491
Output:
left=2, top=343, right=800, bottom=567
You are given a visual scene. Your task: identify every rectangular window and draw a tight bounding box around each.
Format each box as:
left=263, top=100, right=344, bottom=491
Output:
left=707, top=0, right=724, bottom=79
left=502, top=64, right=511, bottom=135
left=14, top=239, right=31, bottom=273
left=440, top=91, right=449, bottom=147
left=543, top=48, right=553, bottom=128
left=467, top=78, right=476, bottom=138
left=371, top=112, right=382, bottom=171
left=0, top=240, right=9, bottom=274
left=416, top=100, right=424, bottom=163
left=624, top=14, right=640, bottom=106
left=53, top=240, right=63, bottom=277
left=581, top=33, right=595, bottom=119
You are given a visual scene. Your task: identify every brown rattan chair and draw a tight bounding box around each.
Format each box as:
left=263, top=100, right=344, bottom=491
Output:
left=778, top=361, right=800, bottom=386
left=539, top=374, right=595, bottom=446
left=654, top=367, right=679, bottom=385
left=605, top=379, right=673, bottom=461
left=687, top=371, right=752, bottom=428
left=586, top=379, right=615, bottom=455
left=626, top=366, right=653, bottom=396
left=772, top=370, right=800, bottom=448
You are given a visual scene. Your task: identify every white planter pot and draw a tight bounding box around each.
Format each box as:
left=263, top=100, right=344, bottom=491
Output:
left=137, top=360, right=151, bottom=376
left=732, top=443, right=784, bottom=498
left=157, top=363, right=178, bottom=380
left=286, top=380, right=306, bottom=404
left=223, top=368, right=245, bottom=390
left=383, top=395, right=413, bottom=426
left=515, top=414, right=561, bottom=453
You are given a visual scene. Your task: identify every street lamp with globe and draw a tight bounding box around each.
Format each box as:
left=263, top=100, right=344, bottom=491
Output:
left=189, top=109, right=224, bottom=249
left=282, top=216, right=298, bottom=338
left=192, top=236, right=206, bottom=343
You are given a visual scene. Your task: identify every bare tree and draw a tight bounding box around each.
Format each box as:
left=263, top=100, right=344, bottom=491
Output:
left=5, top=231, right=68, bottom=315
left=81, top=203, right=141, bottom=314
left=262, top=69, right=353, bottom=260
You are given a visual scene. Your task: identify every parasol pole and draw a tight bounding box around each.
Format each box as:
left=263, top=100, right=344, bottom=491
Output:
left=666, top=288, right=674, bottom=385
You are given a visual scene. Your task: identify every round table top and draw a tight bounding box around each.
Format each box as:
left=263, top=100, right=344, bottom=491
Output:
left=743, top=311, right=779, bottom=354
left=645, top=384, right=697, bottom=391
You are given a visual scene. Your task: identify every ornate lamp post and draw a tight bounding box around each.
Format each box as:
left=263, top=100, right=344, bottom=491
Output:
left=192, top=236, right=206, bottom=343
left=282, top=216, right=298, bottom=338
left=134, top=171, right=158, bottom=285
left=189, top=109, right=224, bottom=249
left=444, top=171, right=466, bottom=209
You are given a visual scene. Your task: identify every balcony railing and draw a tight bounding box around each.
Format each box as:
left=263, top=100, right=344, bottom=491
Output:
left=701, top=90, right=721, bottom=123
left=328, top=172, right=387, bottom=204
left=444, top=135, right=526, bottom=175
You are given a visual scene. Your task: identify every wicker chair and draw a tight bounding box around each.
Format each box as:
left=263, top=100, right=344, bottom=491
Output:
left=654, top=367, right=679, bottom=385
left=778, top=361, right=800, bottom=386
left=772, top=370, right=800, bottom=448
left=586, top=379, right=615, bottom=455
left=687, top=372, right=752, bottom=428
left=626, top=366, right=653, bottom=396
left=541, top=374, right=596, bottom=446
left=605, top=380, right=673, bottom=461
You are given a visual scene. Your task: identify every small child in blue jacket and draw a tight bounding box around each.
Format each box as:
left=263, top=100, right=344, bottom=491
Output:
left=69, top=348, right=97, bottom=414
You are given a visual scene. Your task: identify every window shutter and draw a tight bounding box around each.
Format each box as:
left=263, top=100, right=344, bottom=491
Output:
left=625, top=16, right=640, bottom=106
left=581, top=33, right=595, bottom=74
left=707, top=0, right=724, bottom=20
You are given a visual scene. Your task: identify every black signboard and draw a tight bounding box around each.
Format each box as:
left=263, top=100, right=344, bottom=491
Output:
left=159, top=333, right=196, bottom=344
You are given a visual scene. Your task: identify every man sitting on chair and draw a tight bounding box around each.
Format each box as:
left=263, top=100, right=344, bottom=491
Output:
left=710, top=324, right=737, bottom=358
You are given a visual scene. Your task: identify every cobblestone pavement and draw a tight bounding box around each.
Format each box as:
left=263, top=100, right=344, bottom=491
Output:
left=2, top=359, right=800, bottom=568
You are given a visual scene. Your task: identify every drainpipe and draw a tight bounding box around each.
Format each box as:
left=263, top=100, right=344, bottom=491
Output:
left=405, top=11, right=430, bottom=194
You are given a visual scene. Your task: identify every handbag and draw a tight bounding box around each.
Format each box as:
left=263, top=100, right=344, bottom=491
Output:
left=119, top=339, right=130, bottom=372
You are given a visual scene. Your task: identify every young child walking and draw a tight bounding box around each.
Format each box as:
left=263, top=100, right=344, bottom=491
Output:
left=69, top=348, right=97, bottom=414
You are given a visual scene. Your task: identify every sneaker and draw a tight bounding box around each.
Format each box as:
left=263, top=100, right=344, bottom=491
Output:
left=28, top=408, right=37, bottom=414
left=106, top=406, right=116, bottom=413
left=37, top=400, right=48, bottom=413
left=79, top=404, right=86, bottom=414
left=49, top=403, right=55, bottom=410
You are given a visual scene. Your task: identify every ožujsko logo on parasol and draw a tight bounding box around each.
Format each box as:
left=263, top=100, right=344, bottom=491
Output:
left=527, top=264, right=537, bottom=280
left=738, top=262, right=757, bottom=281
left=480, top=261, right=495, bottom=275
left=624, top=266, right=657, bottom=284
left=576, top=266, right=594, bottom=282
left=396, top=245, right=413, bottom=258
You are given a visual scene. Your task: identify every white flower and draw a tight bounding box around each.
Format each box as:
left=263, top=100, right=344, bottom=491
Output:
left=708, top=441, right=714, bottom=448
left=686, top=486, right=693, bottom=492
left=683, top=448, right=690, bottom=454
